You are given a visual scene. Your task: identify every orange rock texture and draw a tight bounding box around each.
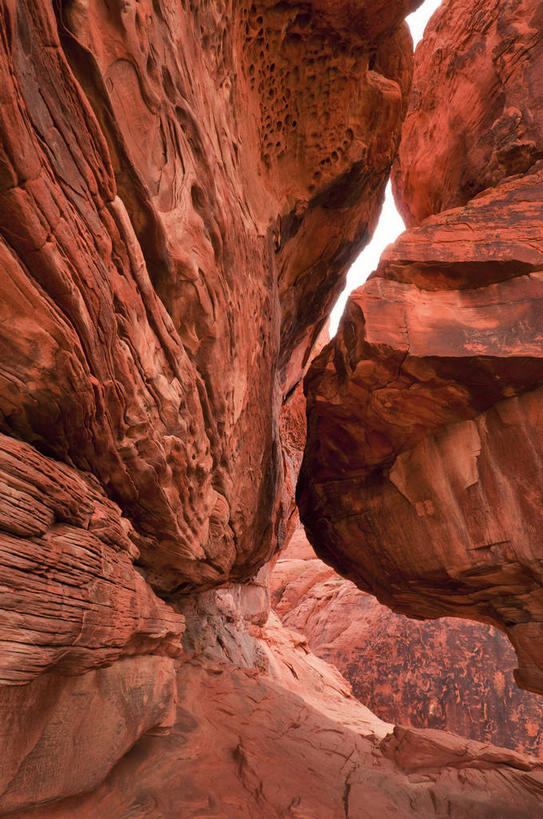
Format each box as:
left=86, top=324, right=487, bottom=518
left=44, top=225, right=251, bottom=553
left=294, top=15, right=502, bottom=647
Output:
left=2, top=0, right=543, bottom=813
left=394, top=0, right=543, bottom=225
left=299, top=0, right=543, bottom=696
left=13, top=581, right=543, bottom=819
left=0, top=0, right=412, bottom=598
left=273, top=530, right=543, bottom=758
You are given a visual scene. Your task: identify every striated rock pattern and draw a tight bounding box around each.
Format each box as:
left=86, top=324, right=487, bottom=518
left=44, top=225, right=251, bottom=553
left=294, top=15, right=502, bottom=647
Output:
left=0, top=0, right=415, bottom=599
left=273, top=531, right=543, bottom=757
left=299, top=0, right=543, bottom=697
left=2, top=0, right=543, bottom=813
left=13, top=580, right=543, bottom=819
left=0, top=0, right=472, bottom=813
left=0, top=433, right=184, bottom=685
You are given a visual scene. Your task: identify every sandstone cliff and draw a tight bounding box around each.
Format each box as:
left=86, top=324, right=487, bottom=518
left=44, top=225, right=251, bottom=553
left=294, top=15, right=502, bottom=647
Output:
left=299, top=0, right=543, bottom=697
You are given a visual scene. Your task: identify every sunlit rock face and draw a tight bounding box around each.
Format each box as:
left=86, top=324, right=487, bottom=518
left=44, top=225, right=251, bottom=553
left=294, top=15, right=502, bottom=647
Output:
left=299, top=0, right=543, bottom=696
left=272, top=529, right=543, bottom=758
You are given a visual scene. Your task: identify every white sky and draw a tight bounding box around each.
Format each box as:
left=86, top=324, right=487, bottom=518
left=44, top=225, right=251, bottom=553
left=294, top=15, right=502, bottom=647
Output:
left=329, top=0, right=442, bottom=333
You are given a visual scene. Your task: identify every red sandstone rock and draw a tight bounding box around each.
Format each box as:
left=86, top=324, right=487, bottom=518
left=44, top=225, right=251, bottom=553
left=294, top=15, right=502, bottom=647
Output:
left=0, top=0, right=414, bottom=595
left=298, top=3, right=543, bottom=703
left=280, top=323, right=330, bottom=545
left=0, top=656, right=177, bottom=814
left=0, top=0, right=423, bottom=811
left=2, top=0, right=542, bottom=814
left=0, top=434, right=184, bottom=685
left=13, top=586, right=543, bottom=819
left=299, top=167, right=543, bottom=695
left=273, top=532, right=543, bottom=757
left=393, top=0, right=543, bottom=225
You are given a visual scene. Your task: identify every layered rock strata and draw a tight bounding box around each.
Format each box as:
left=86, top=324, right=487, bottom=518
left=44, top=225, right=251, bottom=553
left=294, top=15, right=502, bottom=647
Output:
left=299, top=0, right=543, bottom=696
left=273, top=529, right=543, bottom=757
left=2, top=0, right=543, bottom=813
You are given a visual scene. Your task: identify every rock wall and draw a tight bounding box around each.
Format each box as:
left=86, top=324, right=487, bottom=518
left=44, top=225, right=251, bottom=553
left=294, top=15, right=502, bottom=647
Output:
left=299, top=0, right=543, bottom=696
left=273, top=529, right=543, bottom=758
left=13, top=577, right=543, bottom=819
left=0, top=0, right=414, bottom=605
left=1, top=0, right=543, bottom=813
left=393, top=0, right=543, bottom=225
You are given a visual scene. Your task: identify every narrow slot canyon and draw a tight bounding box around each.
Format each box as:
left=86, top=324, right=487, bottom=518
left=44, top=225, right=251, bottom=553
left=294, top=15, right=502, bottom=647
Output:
left=0, top=0, right=543, bottom=817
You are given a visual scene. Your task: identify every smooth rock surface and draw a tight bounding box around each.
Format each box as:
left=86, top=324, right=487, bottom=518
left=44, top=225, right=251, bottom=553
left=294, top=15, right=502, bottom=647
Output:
left=14, top=586, right=543, bottom=819
left=0, top=656, right=177, bottom=815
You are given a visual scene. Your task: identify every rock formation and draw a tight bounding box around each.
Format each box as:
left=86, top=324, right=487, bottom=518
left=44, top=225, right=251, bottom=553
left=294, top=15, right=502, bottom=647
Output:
left=12, top=579, right=543, bottom=819
left=273, top=529, right=543, bottom=757
left=1, top=0, right=543, bottom=813
left=394, top=0, right=543, bottom=226
left=299, top=0, right=543, bottom=697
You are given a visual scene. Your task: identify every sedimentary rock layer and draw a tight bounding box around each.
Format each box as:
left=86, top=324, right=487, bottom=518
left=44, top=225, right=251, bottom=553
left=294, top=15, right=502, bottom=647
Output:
left=393, top=0, right=543, bottom=225
left=273, top=531, right=543, bottom=757
left=0, top=0, right=426, bottom=812
left=299, top=160, right=543, bottom=695
left=0, top=434, right=184, bottom=685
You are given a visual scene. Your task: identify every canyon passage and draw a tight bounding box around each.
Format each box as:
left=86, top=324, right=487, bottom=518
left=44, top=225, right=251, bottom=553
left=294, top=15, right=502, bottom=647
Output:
left=0, top=0, right=543, bottom=816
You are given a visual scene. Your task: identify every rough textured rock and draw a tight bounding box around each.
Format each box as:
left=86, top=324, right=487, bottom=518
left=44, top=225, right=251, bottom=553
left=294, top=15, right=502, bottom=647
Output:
left=0, top=0, right=415, bottom=596
left=299, top=165, right=543, bottom=695
left=299, top=0, right=543, bottom=693
left=14, top=583, right=543, bottom=819
left=273, top=530, right=543, bottom=757
left=3, top=0, right=543, bottom=813
left=393, top=0, right=543, bottom=226
left=0, top=433, right=184, bottom=685
left=0, top=429, right=184, bottom=813
left=0, top=0, right=427, bottom=812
